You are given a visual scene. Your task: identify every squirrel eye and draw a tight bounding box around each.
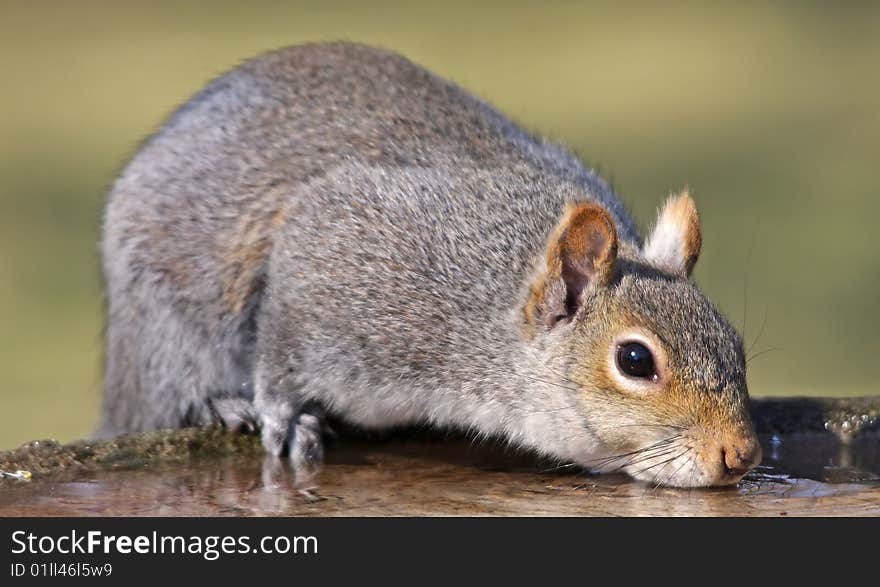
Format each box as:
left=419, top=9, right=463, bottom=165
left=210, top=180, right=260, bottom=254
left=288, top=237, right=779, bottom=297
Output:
left=615, top=342, right=658, bottom=381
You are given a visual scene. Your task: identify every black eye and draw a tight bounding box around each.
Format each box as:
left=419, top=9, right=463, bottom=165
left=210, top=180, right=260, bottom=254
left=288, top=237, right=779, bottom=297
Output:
left=615, top=342, right=657, bottom=380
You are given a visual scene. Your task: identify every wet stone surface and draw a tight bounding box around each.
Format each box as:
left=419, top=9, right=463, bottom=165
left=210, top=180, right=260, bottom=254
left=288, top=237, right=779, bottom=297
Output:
left=1, top=397, right=879, bottom=516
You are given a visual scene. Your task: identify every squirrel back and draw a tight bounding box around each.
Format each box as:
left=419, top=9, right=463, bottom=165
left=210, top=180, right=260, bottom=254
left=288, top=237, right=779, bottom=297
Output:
left=101, top=42, right=636, bottom=429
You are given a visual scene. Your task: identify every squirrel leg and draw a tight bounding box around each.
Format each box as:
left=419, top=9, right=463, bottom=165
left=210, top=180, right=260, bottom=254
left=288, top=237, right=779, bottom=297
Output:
left=262, top=403, right=325, bottom=470
left=288, top=404, right=325, bottom=470
left=255, top=373, right=325, bottom=469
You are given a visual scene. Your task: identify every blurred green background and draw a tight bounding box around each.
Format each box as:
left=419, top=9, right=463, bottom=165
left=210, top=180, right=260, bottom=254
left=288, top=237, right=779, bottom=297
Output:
left=1, top=0, right=878, bottom=450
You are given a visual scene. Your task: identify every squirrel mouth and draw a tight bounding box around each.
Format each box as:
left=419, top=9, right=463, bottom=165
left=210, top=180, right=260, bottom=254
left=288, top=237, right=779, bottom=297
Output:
left=590, top=433, right=762, bottom=488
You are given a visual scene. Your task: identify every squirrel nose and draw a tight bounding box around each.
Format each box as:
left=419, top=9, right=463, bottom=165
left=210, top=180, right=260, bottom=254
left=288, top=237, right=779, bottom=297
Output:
left=721, top=439, right=762, bottom=477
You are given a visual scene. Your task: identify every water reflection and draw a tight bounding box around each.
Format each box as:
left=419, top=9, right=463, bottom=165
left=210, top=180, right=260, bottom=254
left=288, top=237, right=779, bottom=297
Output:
left=755, top=434, right=880, bottom=484
left=1, top=434, right=879, bottom=516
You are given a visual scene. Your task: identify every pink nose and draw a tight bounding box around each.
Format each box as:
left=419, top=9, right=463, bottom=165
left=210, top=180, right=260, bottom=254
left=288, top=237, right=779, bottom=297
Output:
left=721, top=439, right=762, bottom=477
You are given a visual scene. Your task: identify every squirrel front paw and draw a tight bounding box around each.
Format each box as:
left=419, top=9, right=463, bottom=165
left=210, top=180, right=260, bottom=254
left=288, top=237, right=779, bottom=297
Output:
left=260, top=404, right=325, bottom=470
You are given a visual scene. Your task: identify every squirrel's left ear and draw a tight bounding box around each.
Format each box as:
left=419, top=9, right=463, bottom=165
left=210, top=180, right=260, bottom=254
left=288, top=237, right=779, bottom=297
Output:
left=643, top=190, right=702, bottom=276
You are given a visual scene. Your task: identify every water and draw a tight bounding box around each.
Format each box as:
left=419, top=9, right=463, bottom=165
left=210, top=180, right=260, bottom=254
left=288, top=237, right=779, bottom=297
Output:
left=1, top=433, right=878, bottom=516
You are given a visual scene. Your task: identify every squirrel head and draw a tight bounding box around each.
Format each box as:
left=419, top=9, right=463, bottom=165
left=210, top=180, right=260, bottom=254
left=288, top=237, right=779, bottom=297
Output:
left=520, top=191, right=760, bottom=487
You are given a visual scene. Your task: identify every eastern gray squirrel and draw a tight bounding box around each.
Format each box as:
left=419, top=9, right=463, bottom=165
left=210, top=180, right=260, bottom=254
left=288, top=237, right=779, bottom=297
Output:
left=99, top=42, right=760, bottom=487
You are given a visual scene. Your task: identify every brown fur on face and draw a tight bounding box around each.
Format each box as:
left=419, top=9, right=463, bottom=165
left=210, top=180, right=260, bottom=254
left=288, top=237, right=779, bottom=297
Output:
left=562, top=271, right=758, bottom=486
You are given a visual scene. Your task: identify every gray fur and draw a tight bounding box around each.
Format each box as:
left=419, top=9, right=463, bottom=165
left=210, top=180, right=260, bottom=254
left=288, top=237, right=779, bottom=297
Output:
left=100, top=42, right=756, bottom=486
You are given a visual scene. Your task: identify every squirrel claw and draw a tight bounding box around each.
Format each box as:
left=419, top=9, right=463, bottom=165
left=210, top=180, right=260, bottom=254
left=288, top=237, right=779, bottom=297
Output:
left=260, top=405, right=325, bottom=470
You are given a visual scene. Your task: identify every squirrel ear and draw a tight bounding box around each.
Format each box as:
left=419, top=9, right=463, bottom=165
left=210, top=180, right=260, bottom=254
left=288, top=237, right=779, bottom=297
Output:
left=522, top=203, right=618, bottom=333
left=551, top=202, right=619, bottom=293
left=643, top=190, right=702, bottom=276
